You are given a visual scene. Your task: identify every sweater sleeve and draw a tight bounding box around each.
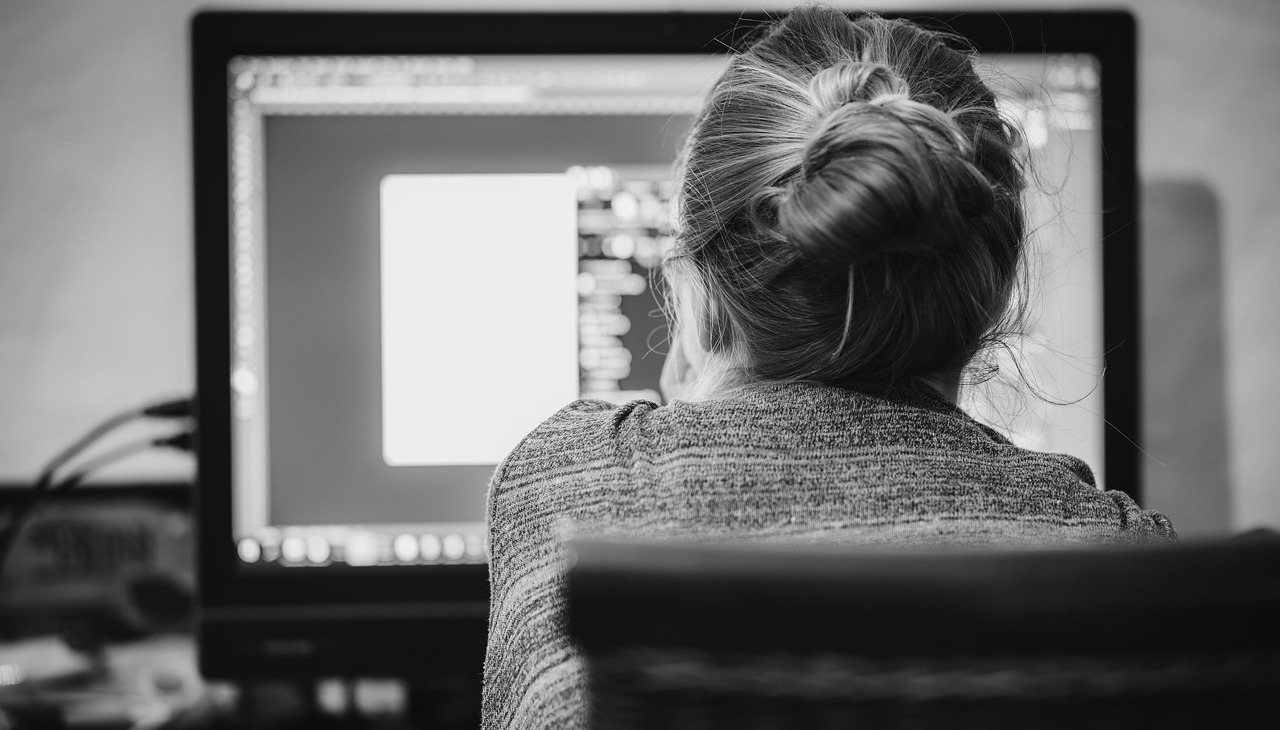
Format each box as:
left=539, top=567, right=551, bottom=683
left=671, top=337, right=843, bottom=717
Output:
left=482, top=401, right=617, bottom=730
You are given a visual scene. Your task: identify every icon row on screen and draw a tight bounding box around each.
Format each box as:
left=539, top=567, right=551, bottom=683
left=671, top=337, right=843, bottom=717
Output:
left=237, top=529, right=487, bottom=567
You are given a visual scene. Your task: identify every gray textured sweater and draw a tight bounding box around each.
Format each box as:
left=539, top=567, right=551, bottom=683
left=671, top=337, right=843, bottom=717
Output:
left=482, top=381, right=1175, bottom=729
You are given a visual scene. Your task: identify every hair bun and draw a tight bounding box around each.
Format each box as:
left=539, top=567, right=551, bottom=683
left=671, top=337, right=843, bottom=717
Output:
left=808, top=61, right=908, bottom=113
left=777, top=63, right=996, bottom=267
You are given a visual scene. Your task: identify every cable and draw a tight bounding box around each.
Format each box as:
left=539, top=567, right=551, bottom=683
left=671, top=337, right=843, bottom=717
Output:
left=153, top=430, right=196, bottom=453
left=50, top=431, right=195, bottom=495
left=32, top=407, right=146, bottom=492
left=30, top=397, right=192, bottom=494
left=141, top=398, right=195, bottom=419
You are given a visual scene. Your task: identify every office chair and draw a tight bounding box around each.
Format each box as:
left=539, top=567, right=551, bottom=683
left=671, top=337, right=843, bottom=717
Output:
left=567, top=534, right=1280, bottom=729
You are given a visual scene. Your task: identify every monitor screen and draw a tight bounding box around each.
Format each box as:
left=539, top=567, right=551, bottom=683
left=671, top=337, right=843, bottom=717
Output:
left=192, top=10, right=1137, bottom=678
left=224, top=53, right=724, bottom=570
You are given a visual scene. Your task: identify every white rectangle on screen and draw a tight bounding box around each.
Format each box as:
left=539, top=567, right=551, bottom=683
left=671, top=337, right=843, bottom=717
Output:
left=380, top=173, right=579, bottom=466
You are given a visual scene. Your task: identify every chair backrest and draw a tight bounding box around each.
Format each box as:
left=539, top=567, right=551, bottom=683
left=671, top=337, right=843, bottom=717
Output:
left=567, top=534, right=1280, bottom=729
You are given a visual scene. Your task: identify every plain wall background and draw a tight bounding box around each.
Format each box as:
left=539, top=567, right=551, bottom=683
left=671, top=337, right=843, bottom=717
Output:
left=1, top=0, right=1276, bottom=537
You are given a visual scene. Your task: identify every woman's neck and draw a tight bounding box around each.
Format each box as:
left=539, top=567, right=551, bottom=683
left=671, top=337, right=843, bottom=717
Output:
left=917, top=376, right=960, bottom=405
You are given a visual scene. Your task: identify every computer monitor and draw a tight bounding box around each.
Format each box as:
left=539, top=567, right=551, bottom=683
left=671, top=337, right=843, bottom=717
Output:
left=191, top=10, right=1138, bottom=678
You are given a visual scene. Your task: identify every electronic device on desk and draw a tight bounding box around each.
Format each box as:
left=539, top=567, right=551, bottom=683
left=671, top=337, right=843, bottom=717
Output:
left=190, top=10, right=1139, bottom=680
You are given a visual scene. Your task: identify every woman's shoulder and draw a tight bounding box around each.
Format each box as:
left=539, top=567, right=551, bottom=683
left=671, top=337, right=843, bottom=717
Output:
left=489, top=397, right=661, bottom=492
left=486, top=399, right=651, bottom=581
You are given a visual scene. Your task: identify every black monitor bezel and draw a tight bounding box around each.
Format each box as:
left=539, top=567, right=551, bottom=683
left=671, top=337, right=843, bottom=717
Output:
left=192, top=9, right=1139, bottom=678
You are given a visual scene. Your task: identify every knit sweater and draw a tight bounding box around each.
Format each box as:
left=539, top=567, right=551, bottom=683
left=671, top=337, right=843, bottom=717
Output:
left=481, top=380, right=1176, bottom=729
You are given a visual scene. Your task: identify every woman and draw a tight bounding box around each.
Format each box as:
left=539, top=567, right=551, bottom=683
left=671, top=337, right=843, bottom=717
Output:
left=483, top=8, right=1175, bottom=729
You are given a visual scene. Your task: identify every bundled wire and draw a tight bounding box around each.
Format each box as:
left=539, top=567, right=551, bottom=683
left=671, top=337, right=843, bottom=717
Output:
left=0, top=397, right=196, bottom=576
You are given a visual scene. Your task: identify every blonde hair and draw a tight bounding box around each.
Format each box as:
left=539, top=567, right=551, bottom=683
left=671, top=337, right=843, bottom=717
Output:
left=666, top=7, right=1026, bottom=395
